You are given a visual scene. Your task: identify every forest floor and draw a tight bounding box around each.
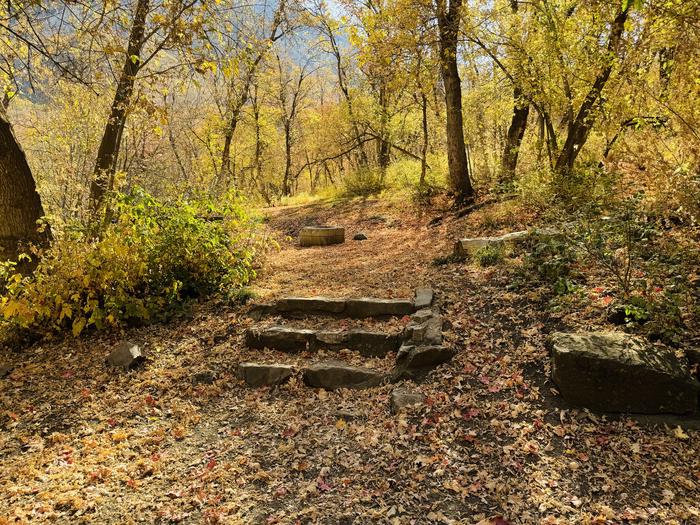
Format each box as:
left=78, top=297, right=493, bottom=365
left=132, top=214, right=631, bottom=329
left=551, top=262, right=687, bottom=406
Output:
left=2, top=197, right=700, bottom=524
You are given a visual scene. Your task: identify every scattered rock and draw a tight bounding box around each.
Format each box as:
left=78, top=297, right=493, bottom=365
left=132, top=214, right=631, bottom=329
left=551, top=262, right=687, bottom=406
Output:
left=237, top=362, right=295, bottom=387
left=404, top=310, right=443, bottom=346
left=391, top=388, right=426, bottom=412
left=0, top=364, right=12, bottom=378
left=275, top=296, right=347, bottom=315
left=246, top=326, right=315, bottom=352
left=192, top=371, right=216, bottom=385
left=685, top=348, right=700, bottom=369
left=353, top=233, right=368, bottom=241
left=414, top=287, right=434, bottom=309
left=336, top=409, right=364, bottom=421
left=551, top=331, right=699, bottom=414
left=303, top=361, right=384, bottom=389
left=106, top=341, right=146, bottom=369
left=345, top=298, right=414, bottom=318
left=397, top=344, right=455, bottom=370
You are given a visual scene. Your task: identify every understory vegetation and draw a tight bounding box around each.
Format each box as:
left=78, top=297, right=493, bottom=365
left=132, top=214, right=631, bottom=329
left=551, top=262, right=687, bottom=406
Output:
left=0, top=189, right=264, bottom=340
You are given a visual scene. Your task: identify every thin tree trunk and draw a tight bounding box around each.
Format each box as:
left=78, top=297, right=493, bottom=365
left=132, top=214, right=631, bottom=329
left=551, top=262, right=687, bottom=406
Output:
left=501, top=86, right=530, bottom=182
left=554, top=3, right=631, bottom=175
left=436, top=0, right=474, bottom=203
left=282, top=122, right=293, bottom=196
left=0, top=108, right=51, bottom=265
left=90, top=0, right=150, bottom=213
left=377, top=82, right=390, bottom=181
left=220, top=1, right=285, bottom=184
left=420, top=92, right=429, bottom=187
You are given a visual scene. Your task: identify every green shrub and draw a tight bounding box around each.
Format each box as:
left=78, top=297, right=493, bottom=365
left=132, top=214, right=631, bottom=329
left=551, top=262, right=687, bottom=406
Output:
left=523, top=233, right=579, bottom=295
left=475, top=244, right=505, bottom=267
left=0, top=187, right=264, bottom=338
left=343, top=168, right=384, bottom=197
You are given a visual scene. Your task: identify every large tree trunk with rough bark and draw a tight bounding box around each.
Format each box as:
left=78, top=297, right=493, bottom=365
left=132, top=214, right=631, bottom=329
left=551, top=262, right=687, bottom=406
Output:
left=90, top=0, right=150, bottom=213
left=0, top=109, right=51, bottom=264
left=554, top=4, right=630, bottom=176
left=437, top=0, right=474, bottom=204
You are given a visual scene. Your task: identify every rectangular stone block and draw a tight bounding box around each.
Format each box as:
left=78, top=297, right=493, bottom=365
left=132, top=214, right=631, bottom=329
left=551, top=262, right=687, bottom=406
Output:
left=245, top=326, right=315, bottom=352
left=275, top=297, right=347, bottom=315
left=345, top=298, right=415, bottom=318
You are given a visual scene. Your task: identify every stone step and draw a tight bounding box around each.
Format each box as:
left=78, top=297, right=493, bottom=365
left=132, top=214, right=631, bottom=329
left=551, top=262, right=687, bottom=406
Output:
left=237, top=362, right=295, bottom=387
left=246, top=326, right=402, bottom=356
left=551, top=331, right=700, bottom=415
left=247, top=288, right=433, bottom=319
left=246, top=326, right=315, bottom=352
left=303, top=360, right=384, bottom=389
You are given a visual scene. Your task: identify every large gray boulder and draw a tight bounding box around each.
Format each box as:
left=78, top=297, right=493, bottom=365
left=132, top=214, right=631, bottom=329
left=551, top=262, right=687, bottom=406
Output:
left=551, top=331, right=700, bottom=414
left=302, top=361, right=384, bottom=389
left=245, top=326, right=315, bottom=352
left=238, top=362, right=295, bottom=387
left=106, top=341, right=145, bottom=369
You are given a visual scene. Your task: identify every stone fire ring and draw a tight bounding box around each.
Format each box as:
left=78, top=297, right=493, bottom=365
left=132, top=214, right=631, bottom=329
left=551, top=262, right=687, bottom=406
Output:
left=299, top=226, right=345, bottom=247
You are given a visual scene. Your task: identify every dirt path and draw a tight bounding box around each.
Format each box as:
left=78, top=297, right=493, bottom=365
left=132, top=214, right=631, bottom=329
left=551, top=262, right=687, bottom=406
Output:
left=1, top=199, right=699, bottom=524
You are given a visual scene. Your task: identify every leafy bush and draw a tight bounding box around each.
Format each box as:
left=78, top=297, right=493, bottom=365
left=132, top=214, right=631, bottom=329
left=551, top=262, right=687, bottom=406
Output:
left=0, top=188, right=263, bottom=338
left=343, top=168, right=384, bottom=197
left=475, top=244, right=505, bottom=267
left=523, top=233, right=579, bottom=294
left=574, top=193, right=655, bottom=298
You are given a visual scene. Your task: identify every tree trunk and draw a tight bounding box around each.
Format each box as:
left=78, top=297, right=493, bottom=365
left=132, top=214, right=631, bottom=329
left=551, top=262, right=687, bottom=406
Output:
left=376, top=82, right=390, bottom=181
left=282, top=122, right=293, bottom=196
left=437, top=0, right=474, bottom=204
left=0, top=109, right=51, bottom=264
left=501, top=86, right=529, bottom=182
left=90, top=0, right=150, bottom=213
left=420, top=92, right=429, bottom=187
left=554, top=4, right=631, bottom=176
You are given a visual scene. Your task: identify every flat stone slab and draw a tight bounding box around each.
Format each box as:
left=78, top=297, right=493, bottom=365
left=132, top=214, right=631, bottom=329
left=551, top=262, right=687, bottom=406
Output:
left=454, top=231, right=528, bottom=255
left=345, top=298, right=415, bottom=318
left=238, top=362, right=295, bottom=387
left=248, top=326, right=401, bottom=356
left=551, top=331, right=700, bottom=414
left=246, top=326, right=315, bottom=352
left=391, top=388, right=426, bottom=412
left=275, top=297, right=347, bottom=315
left=106, top=341, right=145, bottom=369
left=345, top=330, right=402, bottom=357
left=303, top=361, right=384, bottom=389
left=250, top=292, right=425, bottom=319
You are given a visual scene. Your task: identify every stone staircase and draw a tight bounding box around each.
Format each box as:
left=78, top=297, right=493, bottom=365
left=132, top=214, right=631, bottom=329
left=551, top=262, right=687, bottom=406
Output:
left=238, top=287, right=453, bottom=406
